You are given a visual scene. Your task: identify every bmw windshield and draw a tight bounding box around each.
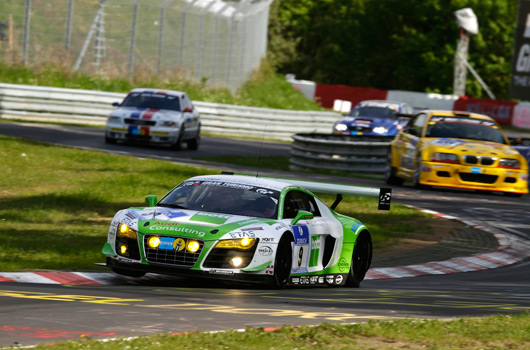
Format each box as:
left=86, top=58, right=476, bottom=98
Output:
left=158, top=180, right=280, bottom=218
left=350, top=106, right=396, bottom=119
left=425, top=116, right=507, bottom=144
left=120, top=92, right=181, bottom=111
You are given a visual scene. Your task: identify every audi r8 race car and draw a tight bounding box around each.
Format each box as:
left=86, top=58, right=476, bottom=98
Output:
left=332, top=100, right=413, bottom=136
left=100, top=174, right=391, bottom=288
left=105, top=88, right=201, bottom=150
left=385, top=110, right=529, bottom=196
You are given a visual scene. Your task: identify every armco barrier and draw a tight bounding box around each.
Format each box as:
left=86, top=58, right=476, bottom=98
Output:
left=0, top=83, right=341, bottom=141
left=290, top=133, right=393, bottom=173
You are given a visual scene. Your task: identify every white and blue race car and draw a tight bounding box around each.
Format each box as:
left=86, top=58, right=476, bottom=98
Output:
left=105, top=88, right=201, bottom=150
left=333, top=100, right=413, bottom=136
left=100, top=174, right=391, bottom=288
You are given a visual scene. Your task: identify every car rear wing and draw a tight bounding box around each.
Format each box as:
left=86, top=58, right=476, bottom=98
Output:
left=265, top=177, right=391, bottom=211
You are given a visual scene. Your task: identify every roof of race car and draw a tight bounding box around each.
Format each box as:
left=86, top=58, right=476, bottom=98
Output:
left=424, top=110, right=495, bottom=121
left=356, top=100, right=411, bottom=108
left=128, top=88, right=186, bottom=98
left=185, top=174, right=381, bottom=198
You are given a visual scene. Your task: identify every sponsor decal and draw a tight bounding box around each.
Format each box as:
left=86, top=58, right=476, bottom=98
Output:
left=261, top=237, right=274, bottom=242
left=241, top=227, right=263, bottom=231
left=338, top=257, right=349, bottom=272
left=335, top=275, right=344, bottom=284
left=289, top=274, right=346, bottom=286
left=350, top=221, right=364, bottom=235
left=309, top=236, right=320, bottom=267
left=258, top=246, right=273, bottom=256
left=427, top=138, right=467, bottom=147
left=148, top=222, right=206, bottom=237
left=326, top=275, right=335, bottom=284
left=191, top=212, right=232, bottom=225
left=378, top=188, right=391, bottom=211
left=291, top=225, right=309, bottom=245
left=173, top=238, right=186, bottom=251
left=229, top=231, right=256, bottom=238
left=265, top=264, right=274, bottom=275
left=159, top=237, right=175, bottom=250
left=209, top=270, right=234, bottom=275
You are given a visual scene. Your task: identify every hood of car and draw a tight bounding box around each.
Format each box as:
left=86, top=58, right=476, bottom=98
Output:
left=111, top=107, right=182, bottom=120
left=124, top=207, right=274, bottom=240
left=424, top=138, right=522, bottom=158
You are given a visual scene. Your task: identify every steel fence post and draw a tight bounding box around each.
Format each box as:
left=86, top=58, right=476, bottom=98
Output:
left=22, top=0, right=31, bottom=65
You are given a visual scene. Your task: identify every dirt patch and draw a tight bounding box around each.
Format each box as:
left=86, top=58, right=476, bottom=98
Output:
left=374, top=217, right=467, bottom=255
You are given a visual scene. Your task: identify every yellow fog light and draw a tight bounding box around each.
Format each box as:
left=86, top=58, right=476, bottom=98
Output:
left=118, top=223, right=137, bottom=239
left=231, top=257, right=243, bottom=267
left=147, top=236, right=161, bottom=248
left=186, top=240, right=200, bottom=253
left=215, top=238, right=256, bottom=250
left=120, top=245, right=128, bottom=255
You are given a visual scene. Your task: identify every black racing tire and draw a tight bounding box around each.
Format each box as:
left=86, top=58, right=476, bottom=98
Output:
left=105, top=135, right=117, bottom=144
left=384, top=150, right=404, bottom=186
left=111, top=267, right=146, bottom=278
left=172, top=126, right=185, bottom=151
left=187, top=125, right=201, bottom=150
left=270, top=234, right=293, bottom=289
left=345, top=231, right=372, bottom=288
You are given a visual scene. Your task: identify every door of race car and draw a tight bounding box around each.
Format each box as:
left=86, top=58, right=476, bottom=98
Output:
left=281, top=190, right=333, bottom=274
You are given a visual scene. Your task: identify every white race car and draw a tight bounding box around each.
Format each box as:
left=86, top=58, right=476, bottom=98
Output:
left=100, top=174, right=391, bottom=288
left=105, top=88, right=201, bottom=150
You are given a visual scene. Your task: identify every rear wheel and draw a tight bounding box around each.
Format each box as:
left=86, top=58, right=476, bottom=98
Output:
left=270, top=234, right=293, bottom=289
left=385, top=150, right=404, bottom=185
left=345, top=231, right=372, bottom=288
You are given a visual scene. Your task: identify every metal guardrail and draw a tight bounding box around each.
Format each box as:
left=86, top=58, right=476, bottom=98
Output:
left=0, top=83, right=341, bottom=141
left=290, top=133, right=393, bottom=174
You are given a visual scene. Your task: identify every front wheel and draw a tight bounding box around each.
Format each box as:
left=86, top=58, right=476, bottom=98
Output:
left=269, top=234, right=293, bottom=289
left=172, top=126, right=185, bottom=151
left=345, top=231, right=372, bottom=288
left=187, top=125, right=201, bottom=150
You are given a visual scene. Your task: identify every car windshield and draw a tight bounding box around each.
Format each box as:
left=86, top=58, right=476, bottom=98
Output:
left=120, top=92, right=181, bottom=111
left=350, top=106, right=396, bottom=119
left=158, top=180, right=280, bottom=218
left=425, top=116, right=506, bottom=144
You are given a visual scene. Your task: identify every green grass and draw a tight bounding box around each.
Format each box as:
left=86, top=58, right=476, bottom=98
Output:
left=0, top=134, right=428, bottom=271
left=22, top=314, right=530, bottom=350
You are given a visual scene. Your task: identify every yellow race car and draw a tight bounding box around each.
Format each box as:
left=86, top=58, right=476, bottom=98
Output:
left=385, top=110, right=529, bottom=196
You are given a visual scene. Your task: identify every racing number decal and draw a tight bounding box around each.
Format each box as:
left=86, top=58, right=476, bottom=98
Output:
left=291, top=225, right=310, bottom=273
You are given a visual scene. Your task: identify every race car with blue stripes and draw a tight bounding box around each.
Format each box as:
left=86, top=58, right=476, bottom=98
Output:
left=333, top=100, right=413, bottom=136
left=105, top=88, right=201, bottom=150
left=100, top=174, right=391, bottom=288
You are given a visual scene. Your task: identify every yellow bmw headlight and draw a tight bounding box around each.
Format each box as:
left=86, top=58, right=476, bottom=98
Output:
left=215, top=238, right=256, bottom=250
left=118, top=223, right=137, bottom=239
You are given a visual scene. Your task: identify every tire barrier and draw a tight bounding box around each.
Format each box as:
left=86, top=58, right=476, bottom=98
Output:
left=290, top=133, right=393, bottom=174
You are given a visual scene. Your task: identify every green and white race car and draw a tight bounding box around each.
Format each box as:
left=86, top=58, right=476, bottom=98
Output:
left=100, top=174, right=390, bottom=288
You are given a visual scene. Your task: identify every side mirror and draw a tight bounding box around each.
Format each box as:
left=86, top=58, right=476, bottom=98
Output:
left=290, top=210, right=314, bottom=225
left=145, top=195, right=158, bottom=207
left=183, top=107, right=193, bottom=113
left=112, top=102, right=120, bottom=107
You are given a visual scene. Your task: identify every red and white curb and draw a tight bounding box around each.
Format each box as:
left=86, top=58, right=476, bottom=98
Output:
left=365, top=205, right=530, bottom=280
left=1, top=206, right=529, bottom=285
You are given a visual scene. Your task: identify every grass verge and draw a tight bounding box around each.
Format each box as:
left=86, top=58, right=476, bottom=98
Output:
left=24, top=314, right=530, bottom=350
left=0, top=135, right=429, bottom=271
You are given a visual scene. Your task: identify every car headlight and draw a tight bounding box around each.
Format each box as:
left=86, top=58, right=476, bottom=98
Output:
left=431, top=152, right=460, bottom=164
left=108, top=116, right=122, bottom=123
left=334, top=123, right=348, bottom=132
left=498, top=158, right=521, bottom=169
left=215, top=238, right=256, bottom=250
left=372, top=126, right=388, bottom=134
left=160, top=121, right=177, bottom=127
left=117, top=223, right=137, bottom=239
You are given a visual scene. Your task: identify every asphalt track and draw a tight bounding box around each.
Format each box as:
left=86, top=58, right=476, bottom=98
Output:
left=0, top=122, right=529, bottom=347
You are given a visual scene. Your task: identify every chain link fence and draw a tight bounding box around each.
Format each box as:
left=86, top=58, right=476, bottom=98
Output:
left=0, top=0, right=272, bottom=91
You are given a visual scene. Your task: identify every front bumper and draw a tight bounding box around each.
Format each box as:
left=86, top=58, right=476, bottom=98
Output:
left=419, top=162, right=529, bottom=194
left=106, top=124, right=180, bottom=145
left=104, top=256, right=273, bottom=284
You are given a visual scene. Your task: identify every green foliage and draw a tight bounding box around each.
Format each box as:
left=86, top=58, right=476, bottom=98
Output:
left=269, top=0, right=517, bottom=99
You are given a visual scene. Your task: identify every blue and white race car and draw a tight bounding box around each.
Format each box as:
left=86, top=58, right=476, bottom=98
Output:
left=333, top=100, right=413, bottom=136
left=105, top=88, right=201, bottom=150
